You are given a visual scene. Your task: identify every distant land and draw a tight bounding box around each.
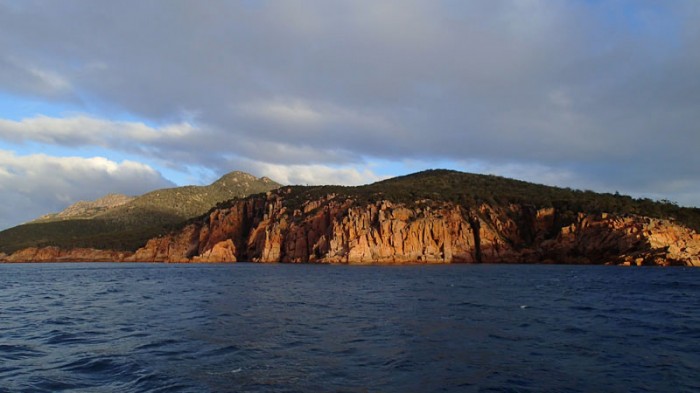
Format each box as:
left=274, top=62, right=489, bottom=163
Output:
left=1, top=169, right=698, bottom=266
left=0, top=171, right=279, bottom=254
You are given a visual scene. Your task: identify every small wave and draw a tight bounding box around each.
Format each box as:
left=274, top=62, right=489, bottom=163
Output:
left=44, top=330, right=86, bottom=345
left=0, top=344, right=45, bottom=360
left=61, top=357, right=121, bottom=374
left=562, top=326, right=587, bottom=334
left=206, top=367, right=243, bottom=376
left=26, top=376, right=87, bottom=393
left=134, top=338, right=181, bottom=351
left=43, top=329, right=107, bottom=346
left=451, top=301, right=487, bottom=309
left=204, top=344, right=241, bottom=357
left=95, top=287, right=124, bottom=295
left=570, top=305, right=596, bottom=312
left=45, top=316, right=76, bottom=326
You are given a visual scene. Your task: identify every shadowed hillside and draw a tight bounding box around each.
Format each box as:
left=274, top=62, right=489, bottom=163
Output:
left=34, top=193, right=135, bottom=222
left=2, top=169, right=699, bottom=262
left=0, top=171, right=280, bottom=253
left=126, top=169, right=699, bottom=266
left=262, top=169, right=700, bottom=232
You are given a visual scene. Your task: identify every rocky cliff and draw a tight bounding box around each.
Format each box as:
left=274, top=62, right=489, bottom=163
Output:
left=0, top=170, right=281, bottom=254
left=0, top=246, right=132, bottom=263
left=33, top=194, right=135, bottom=222
left=110, top=189, right=699, bottom=266
left=3, top=170, right=699, bottom=266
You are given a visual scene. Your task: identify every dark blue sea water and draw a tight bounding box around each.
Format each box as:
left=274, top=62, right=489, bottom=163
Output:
left=0, top=263, right=699, bottom=393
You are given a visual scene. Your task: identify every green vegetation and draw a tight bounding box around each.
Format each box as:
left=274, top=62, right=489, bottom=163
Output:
left=0, top=172, right=280, bottom=253
left=0, top=215, right=180, bottom=253
left=33, top=193, right=135, bottom=222
left=2, top=169, right=698, bottom=254
left=279, top=169, right=700, bottom=231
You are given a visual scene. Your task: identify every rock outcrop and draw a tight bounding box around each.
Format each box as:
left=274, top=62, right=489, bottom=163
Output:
left=108, top=190, right=699, bottom=266
left=0, top=170, right=282, bottom=255
left=34, top=194, right=135, bottom=222
left=3, top=187, right=699, bottom=266
left=0, top=247, right=132, bottom=263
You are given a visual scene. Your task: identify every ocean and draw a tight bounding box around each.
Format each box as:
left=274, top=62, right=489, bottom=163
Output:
left=1, top=263, right=698, bottom=392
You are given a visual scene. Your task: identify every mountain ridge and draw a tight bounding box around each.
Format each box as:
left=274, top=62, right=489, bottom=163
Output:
left=1, top=169, right=699, bottom=265
left=34, top=193, right=136, bottom=222
left=0, top=171, right=281, bottom=253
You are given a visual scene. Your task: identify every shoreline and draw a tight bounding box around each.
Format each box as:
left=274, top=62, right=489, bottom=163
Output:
left=0, top=260, right=686, bottom=267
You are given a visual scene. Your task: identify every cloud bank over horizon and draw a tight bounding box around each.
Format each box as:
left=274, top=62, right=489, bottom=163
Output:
left=0, top=151, right=174, bottom=229
left=0, top=0, right=699, bottom=229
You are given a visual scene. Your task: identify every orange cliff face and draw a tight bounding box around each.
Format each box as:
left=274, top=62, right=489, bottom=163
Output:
left=111, top=191, right=699, bottom=266
left=0, top=247, right=132, bottom=263
left=2, top=190, right=699, bottom=266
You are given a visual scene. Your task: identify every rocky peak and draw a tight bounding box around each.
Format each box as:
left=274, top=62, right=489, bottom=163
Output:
left=35, top=193, right=134, bottom=222
left=124, top=193, right=700, bottom=266
left=211, top=171, right=281, bottom=191
left=213, top=171, right=257, bottom=185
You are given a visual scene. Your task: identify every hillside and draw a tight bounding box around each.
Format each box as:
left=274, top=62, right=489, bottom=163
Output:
left=127, top=170, right=700, bottom=266
left=2, top=169, right=699, bottom=265
left=34, top=194, right=135, bottom=222
left=239, top=169, right=698, bottom=232
left=0, top=171, right=280, bottom=253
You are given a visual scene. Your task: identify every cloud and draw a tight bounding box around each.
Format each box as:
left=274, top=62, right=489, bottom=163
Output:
left=0, top=0, right=698, bottom=208
left=0, top=151, right=174, bottom=230
left=0, top=115, right=193, bottom=146
left=230, top=159, right=385, bottom=186
left=0, top=56, right=72, bottom=98
left=0, top=115, right=211, bottom=173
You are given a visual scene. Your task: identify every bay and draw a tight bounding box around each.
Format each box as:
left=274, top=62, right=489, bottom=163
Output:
left=1, top=263, right=699, bottom=392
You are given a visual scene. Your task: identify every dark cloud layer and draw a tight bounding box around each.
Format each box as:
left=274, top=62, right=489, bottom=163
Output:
left=0, top=0, right=699, bottom=215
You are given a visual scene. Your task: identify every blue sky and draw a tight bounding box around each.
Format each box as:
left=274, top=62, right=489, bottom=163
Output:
left=0, top=0, right=699, bottom=230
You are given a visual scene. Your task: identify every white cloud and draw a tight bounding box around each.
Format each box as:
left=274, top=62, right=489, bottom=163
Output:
left=240, top=99, right=324, bottom=126
left=0, top=150, right=173, bottom=229
left=0, top=56, right=72, bottom=97
left=239, top=160, right=385, bottom=187
left=0, top=1, right=698, bottom=208
left=235, top=97, right=396, bottom=140
left=0, top=115, right=195, bottom=146
left=27, top=65, right=71, bottom=93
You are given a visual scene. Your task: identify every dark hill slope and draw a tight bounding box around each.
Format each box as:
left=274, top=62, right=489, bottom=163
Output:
left=272, top=169, right=700, bottom=232
left=130, top=169, right=700, bottom=266
left=0, top=171, right=280, bottom=253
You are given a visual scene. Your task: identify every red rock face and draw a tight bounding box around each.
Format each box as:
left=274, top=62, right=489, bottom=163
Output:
left=120, top=193, right=700, bottom=266
left=2, top=192, right=699, bottom=266
left=0, top=247, right=132, bottom=263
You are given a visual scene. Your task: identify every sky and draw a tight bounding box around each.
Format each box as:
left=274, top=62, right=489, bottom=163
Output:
left=0, top=0, right=699, bottom=230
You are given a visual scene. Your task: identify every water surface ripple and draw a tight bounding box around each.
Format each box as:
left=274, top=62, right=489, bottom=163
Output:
left=1, top=263, right=698, bottom=392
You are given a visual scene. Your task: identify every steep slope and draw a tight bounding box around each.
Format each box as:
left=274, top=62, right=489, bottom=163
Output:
left=34, top=194, right=135, bottom=222
left=95, top=171, right=279, bottom=226
left=3, top=169, right=699, bottom=265
left=129, top=181, right=700, bottom=266
left=0, top=171, right=280, bottom=253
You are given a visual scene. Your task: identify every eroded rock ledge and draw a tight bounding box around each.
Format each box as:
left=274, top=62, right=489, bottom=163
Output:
left=7, top=191, right=695, bottom=266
